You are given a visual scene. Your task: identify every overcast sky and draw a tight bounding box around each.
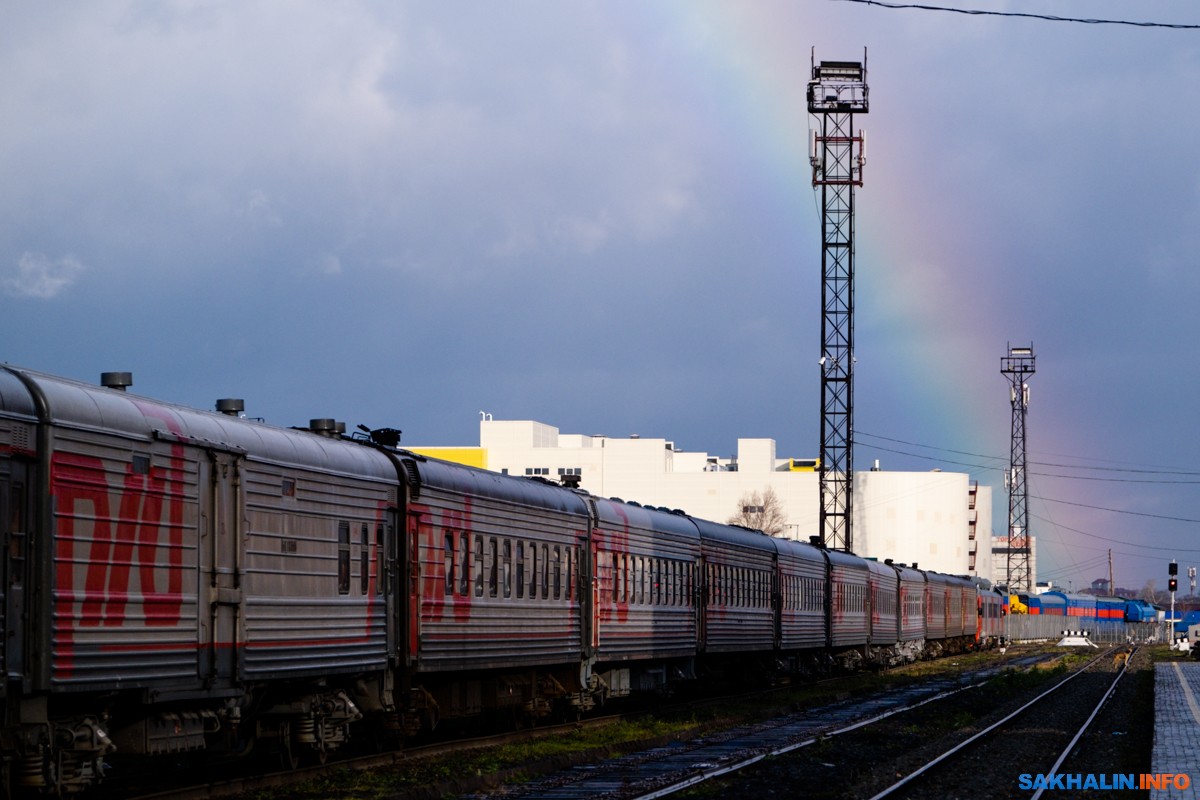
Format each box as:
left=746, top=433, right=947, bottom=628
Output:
left=4, top=1, right=1199, bottom=593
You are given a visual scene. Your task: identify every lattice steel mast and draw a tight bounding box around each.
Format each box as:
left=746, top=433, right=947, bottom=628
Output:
left=808, top=51, right=867, bottom=552
left=1001, top=344, right=1036, bottom=592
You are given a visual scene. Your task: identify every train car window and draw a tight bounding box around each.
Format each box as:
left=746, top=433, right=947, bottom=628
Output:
left=361, top=524, right=370, bottom=594
left=541, top=544, right=549, bottom=600
left=565, top=547, right=573, bottom=601
left=552, top=546, right=561, bottom=600
left=623, top=553, right=631, bottom=604
left=444, top=533, right=455, bottom=595
left=376, top=524, right=384, bottom=595
left=474, top=535, right=484, bottom=597
left=631, top=557, right=639, bottom=605
left=611, top=552, right=620, bottom=603
left=459, top=533, right=469, bottom=596
left=488, top=537, right=498, bottom=598
left=530, top=542, right=538, bottom=599
left=516, top=542, right=525, bottom=599
left=337, top=521, right=351, bottom=594
left=502, top=539, right=512, bottom=598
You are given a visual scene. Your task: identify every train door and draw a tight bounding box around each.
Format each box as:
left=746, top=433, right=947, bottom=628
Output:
left=1, top=460, right=29, bottom=686
left=404, top=509, right=421, bottom=666
left=381, top=508, right=398, bottom=664
left=201, top=450, right=244, bottom=685
left=582, top=498, right=599, bottom=658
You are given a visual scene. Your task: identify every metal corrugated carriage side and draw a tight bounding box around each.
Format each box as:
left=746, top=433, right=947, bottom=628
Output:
left=238, top=431, right=396, bottom=682
left=407, top=458, right=591, bottom=674
left=866, top=560, right=899, bottom=646
left=1037, top=592, right=1066, bottom=617
left=924, top=571, right=949, bottom=641
left=938, top=574, right=973, bottom=638
left=37, top=376, right=206, bottom=695
left=776, top=538, right=827, bottom=651
left=695, top=520, right=777, bottom=656
left=895, top=565, right=926, bottom=642
left=592, top=500, right=700, bottom=667
left=827, top=550, right=869, bottom=648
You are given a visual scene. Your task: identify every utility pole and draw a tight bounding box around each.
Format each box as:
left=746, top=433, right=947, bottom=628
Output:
left=1001, top=344, right=1035, bottom=592
left=809, top=50, right=867, bottom=553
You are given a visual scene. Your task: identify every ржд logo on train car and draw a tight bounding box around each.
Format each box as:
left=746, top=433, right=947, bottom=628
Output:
left=52, top=448, right=187, bottom=628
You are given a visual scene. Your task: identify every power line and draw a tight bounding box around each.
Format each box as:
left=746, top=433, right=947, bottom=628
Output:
left=1032, top=494, right=1200, bottom=525
left=858, top=432, right=1200, bottom=486
left=1027, top=512, right=1200, bottom=553
left=832, top=0, right=1200, bottom=30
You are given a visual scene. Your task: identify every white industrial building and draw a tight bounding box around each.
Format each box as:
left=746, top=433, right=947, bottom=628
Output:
left=411, top=418, right=999, bottom=581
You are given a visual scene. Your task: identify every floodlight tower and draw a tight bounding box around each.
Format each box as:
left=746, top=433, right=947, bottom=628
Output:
left=809, top=50, right=867, bottom=552
left=1001, top=344, right=1036, bottom=592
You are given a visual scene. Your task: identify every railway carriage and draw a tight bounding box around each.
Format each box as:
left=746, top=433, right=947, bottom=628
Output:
left=696, top=520, right=776, bottom=657
left=1095, top=596, right=1124, bottom=621
left=924, top=572, right=949, bottom=641
left=591, top=499, right=701, bottom=694
left=826, top=549, right=870, bottom=649
left=406, top=455, right=594, bottom=721
left=894, top=564, right=927, bottom=642
left=1025, top=592, right=1066, bottom=617
left=775, top=537, right=828, bottom=651
left=0, top=367, right=397, bottom=792
left=975, top=582, right=1005, bottom=647
left=865, top=559, right=900, bottom=646
left=950, top=574, right=976, bottom=638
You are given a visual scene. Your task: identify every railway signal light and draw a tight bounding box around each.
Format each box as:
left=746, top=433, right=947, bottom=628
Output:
left=1169, top=560, right=1178, bottom=576
left=1169, top=578, right=1178, bottom=593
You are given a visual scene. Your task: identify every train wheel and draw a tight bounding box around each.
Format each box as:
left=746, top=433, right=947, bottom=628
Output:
left=278, top=723, right=300, bottom=771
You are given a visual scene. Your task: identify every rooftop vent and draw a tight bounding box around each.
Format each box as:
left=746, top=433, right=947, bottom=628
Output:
left=100, top=372, right=133, bottom=391
left=309, top=419, right=341, bottom=438
left=216, top=399, right=245, bottom=417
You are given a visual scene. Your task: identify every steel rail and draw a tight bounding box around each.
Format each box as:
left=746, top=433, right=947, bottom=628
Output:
left=1028, top=647, right=1136, bottom=800
left=865, top=648, right=1119, bottom=800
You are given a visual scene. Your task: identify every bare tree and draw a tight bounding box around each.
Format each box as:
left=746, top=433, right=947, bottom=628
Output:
left=728, top=486, right=788, bottom=536
left=1140, top=579, right=1157, bottom=603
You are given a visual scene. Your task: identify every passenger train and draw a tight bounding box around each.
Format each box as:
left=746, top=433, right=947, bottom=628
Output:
left=0, top=365, right=1003, bottom=796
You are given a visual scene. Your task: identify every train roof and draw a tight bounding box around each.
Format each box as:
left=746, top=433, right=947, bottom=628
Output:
left=690, top=517, right=776, bottom=551
left=1, top=365, right=398, bottom=481
left=410, top=455, right=592, bottom=517
left=592, top=495, right=701, bottom=539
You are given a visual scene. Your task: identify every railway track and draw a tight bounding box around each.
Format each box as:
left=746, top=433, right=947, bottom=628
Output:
left=457, top=651, right=1059, bottom=800
left=866, top=646, right=1137, bottom=800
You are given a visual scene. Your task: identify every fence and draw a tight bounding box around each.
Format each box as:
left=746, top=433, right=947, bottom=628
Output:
left=1004, top=614, right=1162, bottom=645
